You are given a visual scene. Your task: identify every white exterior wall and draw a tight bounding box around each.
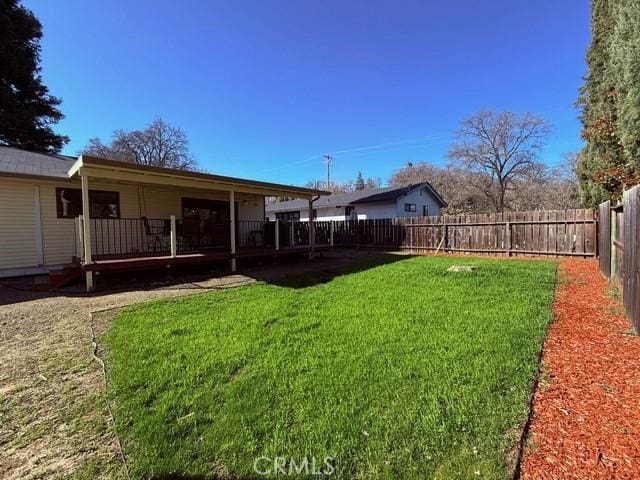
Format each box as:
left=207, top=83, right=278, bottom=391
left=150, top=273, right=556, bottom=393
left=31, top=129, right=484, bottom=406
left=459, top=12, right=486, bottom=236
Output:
left=0, top=180, right=39, bottom=270
left=134, top=184, right=264, bottom=221
left=267, top=202, right=397, bottom=221
left=394, top=186, right=442, bottom=217
left=351, top=202, right=398, bottom=220
left=0, top=176, right=265, bottom=275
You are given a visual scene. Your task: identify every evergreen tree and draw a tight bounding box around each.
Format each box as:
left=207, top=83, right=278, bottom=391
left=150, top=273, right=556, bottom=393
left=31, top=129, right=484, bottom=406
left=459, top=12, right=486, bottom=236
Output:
left=578, top=0, right=640, bottom=205
left=0, top=0, right=69, bottom=153
left=611, top=2, right=640, bottom=170
left=355, top=171, right=365, bottom=190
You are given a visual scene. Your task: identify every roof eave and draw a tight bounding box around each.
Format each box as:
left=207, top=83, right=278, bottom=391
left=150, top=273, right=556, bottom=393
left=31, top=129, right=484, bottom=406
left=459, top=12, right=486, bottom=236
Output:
left=0, top=171, right=73, bottom=183
left=68, top=155, right=331, bottom=198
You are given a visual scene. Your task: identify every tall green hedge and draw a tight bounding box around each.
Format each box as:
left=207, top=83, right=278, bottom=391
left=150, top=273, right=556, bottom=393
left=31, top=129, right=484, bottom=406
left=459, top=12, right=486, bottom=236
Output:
left=578, top=1, right=640, bottom=206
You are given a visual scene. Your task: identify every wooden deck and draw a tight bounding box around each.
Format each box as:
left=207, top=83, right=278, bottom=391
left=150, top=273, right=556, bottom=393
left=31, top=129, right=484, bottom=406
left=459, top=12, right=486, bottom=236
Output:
left=82, top=245, right=330, bottom=273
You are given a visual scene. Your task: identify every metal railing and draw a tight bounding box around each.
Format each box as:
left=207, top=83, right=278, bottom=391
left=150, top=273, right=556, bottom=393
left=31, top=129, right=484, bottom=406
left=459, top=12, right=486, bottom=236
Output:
left=238, top=220, right=271, bottom=248
left=78, top=216, right=340, bottom=262
left=81, top=217, right=290, bottom=260
left=88, top=217, right=172, bottom=259
left=175, top=218, right=230, bottom=254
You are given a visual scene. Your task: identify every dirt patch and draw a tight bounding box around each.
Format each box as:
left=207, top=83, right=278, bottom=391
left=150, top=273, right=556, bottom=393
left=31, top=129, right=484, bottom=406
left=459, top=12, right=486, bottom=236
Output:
left=0, top=292, right=126, bottom=480
left=520, top=259, right=640, bottom=478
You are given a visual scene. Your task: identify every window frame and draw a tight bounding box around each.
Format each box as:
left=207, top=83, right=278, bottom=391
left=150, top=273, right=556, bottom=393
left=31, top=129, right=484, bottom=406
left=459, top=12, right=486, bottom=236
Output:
left=404, top=203, right=417, bottom=213
left=56, top=187, right=121, bottom=219
left=275, top=211, right=301, bottom=222
left=345, top=205, right=355, bottom=220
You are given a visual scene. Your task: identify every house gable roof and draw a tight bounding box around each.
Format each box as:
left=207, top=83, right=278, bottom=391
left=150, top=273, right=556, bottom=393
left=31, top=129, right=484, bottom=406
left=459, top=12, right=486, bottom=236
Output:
left=266, top=182, right=447, bottom=213
left=0, top=146, right=75, bottom=180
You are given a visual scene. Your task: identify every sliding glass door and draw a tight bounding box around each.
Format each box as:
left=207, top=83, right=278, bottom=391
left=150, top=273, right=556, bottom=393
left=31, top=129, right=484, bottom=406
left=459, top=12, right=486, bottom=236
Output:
left=181, top=197, right=237, bottom=248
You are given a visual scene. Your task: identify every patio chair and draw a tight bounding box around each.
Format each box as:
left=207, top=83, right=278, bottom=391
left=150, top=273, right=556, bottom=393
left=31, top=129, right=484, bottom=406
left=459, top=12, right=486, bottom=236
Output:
left=142, top=217, right=170, bottom=254
left=248, top=227, right=264, bottom=247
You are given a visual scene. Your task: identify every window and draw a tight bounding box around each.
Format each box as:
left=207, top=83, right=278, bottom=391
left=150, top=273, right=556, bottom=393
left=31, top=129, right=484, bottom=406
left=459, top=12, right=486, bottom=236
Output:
left=275, top=211, right=300, bottom=222
left=345, top=206, right=356, bottom=220
left=56, top=188, right=120, bottom=219
left=90, top=190, right=120, bottom=219
left=404, top=203, right=416, bottom=213
left=423, top=205, right=429, bottom=216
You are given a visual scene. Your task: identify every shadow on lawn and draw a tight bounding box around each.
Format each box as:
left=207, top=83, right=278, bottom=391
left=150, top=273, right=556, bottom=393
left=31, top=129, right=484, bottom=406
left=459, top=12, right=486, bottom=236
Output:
left=0, top=250, right=408, bottom=306
left=243, top=250, right=408, bottom=289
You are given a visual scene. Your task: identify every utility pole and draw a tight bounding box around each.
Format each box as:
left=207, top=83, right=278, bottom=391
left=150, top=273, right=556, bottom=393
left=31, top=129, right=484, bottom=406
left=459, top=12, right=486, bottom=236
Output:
left=322, top=154, right=333, bottom=190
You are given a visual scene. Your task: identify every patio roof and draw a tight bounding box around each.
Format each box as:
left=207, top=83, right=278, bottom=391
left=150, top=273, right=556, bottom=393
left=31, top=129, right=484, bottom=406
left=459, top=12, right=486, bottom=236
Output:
left=68, top=154, right=331, bottom=199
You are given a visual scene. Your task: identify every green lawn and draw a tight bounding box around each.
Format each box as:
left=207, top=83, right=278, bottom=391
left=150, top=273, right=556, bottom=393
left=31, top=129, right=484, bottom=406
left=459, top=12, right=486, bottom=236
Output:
left=105, top=256, right=556, bottom=479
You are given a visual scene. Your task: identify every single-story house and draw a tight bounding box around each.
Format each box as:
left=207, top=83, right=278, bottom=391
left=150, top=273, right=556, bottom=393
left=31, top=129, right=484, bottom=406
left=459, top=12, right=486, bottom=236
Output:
left=0, top=146, right=330, bottom=290
left=266, top=182, right=446, bottom=221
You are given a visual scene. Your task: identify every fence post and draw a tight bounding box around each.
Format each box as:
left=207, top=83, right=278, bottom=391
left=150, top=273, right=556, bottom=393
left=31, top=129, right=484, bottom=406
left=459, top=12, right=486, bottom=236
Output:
left=170, top=215, right=177, bottom=258
left=506, top=221, right=511, bottom=256
left=275, top=219, right=280, bottom=251
left=329, top=221, right=334, bottom=246
left=610, top=207, right=617, bottom=278
left=443, top=218, right=448, bottom=253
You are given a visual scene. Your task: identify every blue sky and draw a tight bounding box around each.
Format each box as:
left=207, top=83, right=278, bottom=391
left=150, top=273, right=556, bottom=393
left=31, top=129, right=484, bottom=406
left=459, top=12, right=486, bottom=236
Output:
left=25, top=0, right=590, bottom=186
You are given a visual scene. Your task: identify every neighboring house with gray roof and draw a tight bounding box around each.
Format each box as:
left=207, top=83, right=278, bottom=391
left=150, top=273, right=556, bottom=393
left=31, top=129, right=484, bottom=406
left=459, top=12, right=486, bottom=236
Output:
left=266, top=182, right=447, bottom=221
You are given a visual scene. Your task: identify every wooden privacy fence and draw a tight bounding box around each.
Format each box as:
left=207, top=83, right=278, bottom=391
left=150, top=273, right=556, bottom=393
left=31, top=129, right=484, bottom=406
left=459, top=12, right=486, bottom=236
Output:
left=316, top=208, right=597, bottom=257
left=598, top=185, right=640, bottom=333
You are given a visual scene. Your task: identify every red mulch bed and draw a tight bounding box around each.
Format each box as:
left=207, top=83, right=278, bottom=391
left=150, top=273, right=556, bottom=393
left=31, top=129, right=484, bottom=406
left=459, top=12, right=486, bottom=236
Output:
left=521, top=259, right=640, bottom=479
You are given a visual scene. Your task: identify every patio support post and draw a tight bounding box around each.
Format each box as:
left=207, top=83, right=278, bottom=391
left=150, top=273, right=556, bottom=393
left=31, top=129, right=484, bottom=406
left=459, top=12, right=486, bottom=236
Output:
left=308, top=198, right=315, bottom=259
left=230, top=190, right=236, bottom=271
left=275, top=219, right=280, bottom=251
left=75, top=215, right=84, bottom=261
left=289, top=220, right=294, bottom=246
left=170, top=215, right=177, bottom=258
left=80, top=174, right=94, bottom=291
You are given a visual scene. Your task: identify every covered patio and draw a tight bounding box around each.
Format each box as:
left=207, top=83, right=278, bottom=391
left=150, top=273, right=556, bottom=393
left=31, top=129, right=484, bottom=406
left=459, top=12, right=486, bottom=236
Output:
left=68, top=155, right=332, bottom=290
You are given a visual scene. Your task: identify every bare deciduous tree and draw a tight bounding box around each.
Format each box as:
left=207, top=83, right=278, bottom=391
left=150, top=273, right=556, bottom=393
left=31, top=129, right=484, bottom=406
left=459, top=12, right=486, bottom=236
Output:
left=511, top=153, right=581, bottom=211
left=389, top=161, right=491, bottom=213
left=447, top=110, right=552, bottom=212
left=365, top=176, right=381, bottom=189
left=389, top=154, right=581, bottom=214
left=305, top=179, right=355, bottom=193
left=305, top=173, right=380, bottom=194
left=83, top=118, right=197, bottom=171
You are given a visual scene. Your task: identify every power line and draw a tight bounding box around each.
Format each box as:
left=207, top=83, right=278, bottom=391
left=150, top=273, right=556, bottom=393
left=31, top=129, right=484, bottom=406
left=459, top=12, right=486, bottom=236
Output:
left=257, top=132, right=452, bottom=173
